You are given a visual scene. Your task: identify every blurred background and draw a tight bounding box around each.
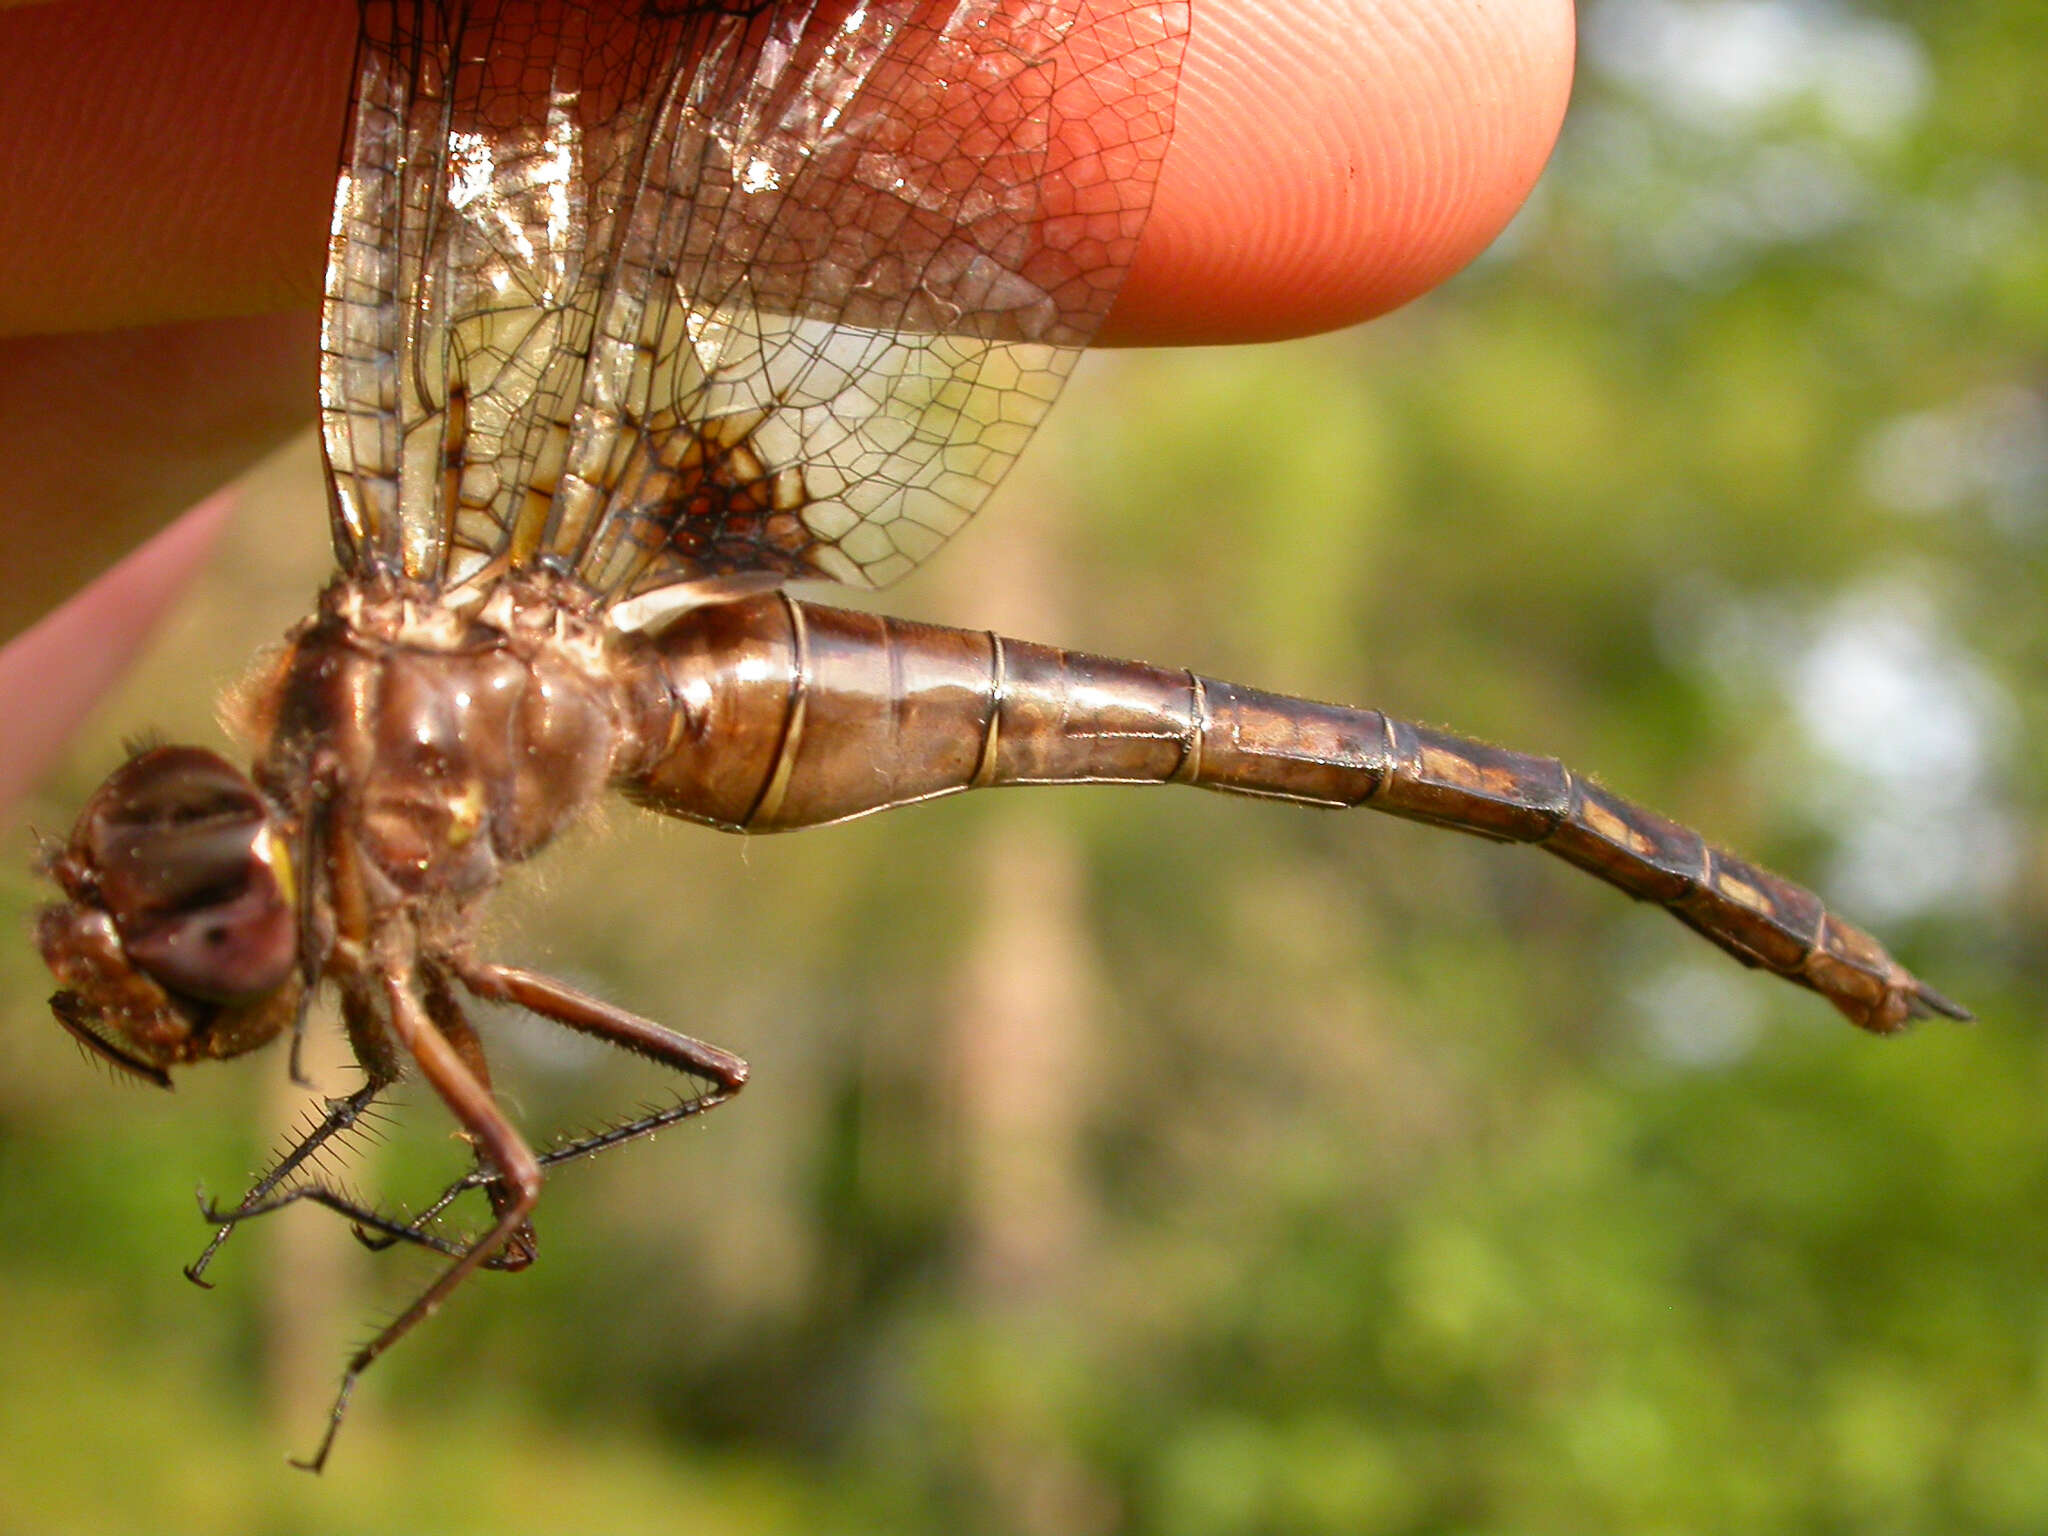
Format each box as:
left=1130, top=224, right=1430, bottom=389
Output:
left=5, top=0, right=2048, bottom=1530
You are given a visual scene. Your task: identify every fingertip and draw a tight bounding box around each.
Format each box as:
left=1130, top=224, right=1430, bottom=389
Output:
left=1110, top=0, right=1576, bottom=345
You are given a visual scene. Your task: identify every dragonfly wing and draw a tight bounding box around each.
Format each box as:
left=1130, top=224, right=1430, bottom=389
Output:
left=319, top=0, right=1190, bottom=598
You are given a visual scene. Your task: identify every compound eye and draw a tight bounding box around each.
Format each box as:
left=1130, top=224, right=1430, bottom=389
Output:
left=79, top=747, right=297, bottom=1002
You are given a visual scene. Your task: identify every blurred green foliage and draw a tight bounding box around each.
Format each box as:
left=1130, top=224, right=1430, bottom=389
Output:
left=5, top=1, right=2048, bottom=1530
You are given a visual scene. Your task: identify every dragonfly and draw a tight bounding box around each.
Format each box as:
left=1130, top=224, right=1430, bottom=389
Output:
left=34, top=0, right=1965, bottom=1472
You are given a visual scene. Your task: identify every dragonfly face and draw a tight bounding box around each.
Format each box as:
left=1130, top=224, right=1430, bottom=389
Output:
left=39, top=745, right=301, bottom=1087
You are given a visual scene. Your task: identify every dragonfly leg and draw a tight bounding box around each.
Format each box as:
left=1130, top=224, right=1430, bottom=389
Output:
left=374, top=1094, right=743, bottom=1253
left=343, top=1163, right=504, bottom=1258
left=293, top=966, right=542, bottom=1474
left=284, top=761, right=340, bottom=1088
left=455, top=959, right=750, bottom=1164
left=191, top=976, right=534, bottom=1271
left=323, top=962, right=750, bottom=1260
left=419, top=962, right=539, bottom=1270
left=184, top=1078, right=387, bottom=1287
left=395, top=1079, right=742, bottom=1237
left=451, top=957, right=751, bottom=1101
left=194, top=1167, right=541, bottom=1266
left=196, top=1179, right=474, bottom=1257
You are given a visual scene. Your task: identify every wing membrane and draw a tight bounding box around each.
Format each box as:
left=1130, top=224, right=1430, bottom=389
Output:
left=319, top=0, right=1189, bottom=598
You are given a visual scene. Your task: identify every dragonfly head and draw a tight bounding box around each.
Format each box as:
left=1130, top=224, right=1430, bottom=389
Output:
left=37, top=745, right=303, bottom=1087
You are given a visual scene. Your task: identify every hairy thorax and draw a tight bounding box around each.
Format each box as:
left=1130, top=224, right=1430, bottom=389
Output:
left=231, top=573, right=628, bottom=911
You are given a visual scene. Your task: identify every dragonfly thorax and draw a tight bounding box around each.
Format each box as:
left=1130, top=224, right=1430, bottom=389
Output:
left=247, top=572, right=629, bottom=905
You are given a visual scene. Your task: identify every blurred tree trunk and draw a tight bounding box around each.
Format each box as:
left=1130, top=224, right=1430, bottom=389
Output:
left=938, top=396, right=1120, bottom=1534
left=949, top=808, right=1100, bottom=1297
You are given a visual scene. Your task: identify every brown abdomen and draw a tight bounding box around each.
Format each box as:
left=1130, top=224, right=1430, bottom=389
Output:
left=618, top=592, right=1966, bottom=1034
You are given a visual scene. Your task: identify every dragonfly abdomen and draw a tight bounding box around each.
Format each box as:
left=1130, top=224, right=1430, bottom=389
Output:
left=622, top=591, right=1964, bottom=1033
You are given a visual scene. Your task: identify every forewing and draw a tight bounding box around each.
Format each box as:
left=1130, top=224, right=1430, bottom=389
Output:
left=319, top=0, right=1189, bottom=597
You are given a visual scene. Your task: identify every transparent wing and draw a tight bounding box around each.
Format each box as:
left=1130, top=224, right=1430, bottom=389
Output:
left=319, top=0, right=1189, bottom=599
